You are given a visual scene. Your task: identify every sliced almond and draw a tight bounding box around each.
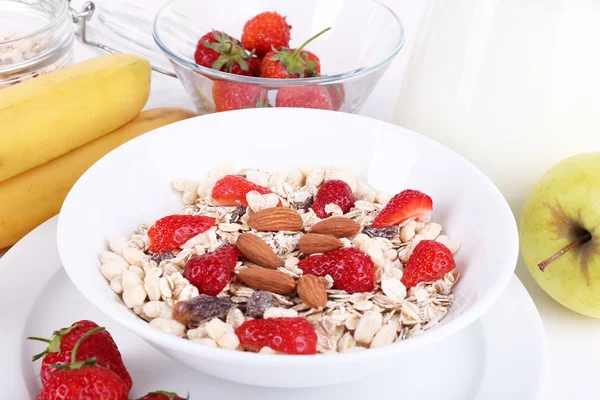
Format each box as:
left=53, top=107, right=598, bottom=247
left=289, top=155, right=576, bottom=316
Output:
left=237, top=268, right=296, bottom=295
left=236, top=233, right=282, bottom=269
left=247, top=207, right=304, bottom=231
left=298, top=233, right=344, bottom=255
left=297, top=274, right=328, bottom=308
left=309, top=217, right=361, bottom=238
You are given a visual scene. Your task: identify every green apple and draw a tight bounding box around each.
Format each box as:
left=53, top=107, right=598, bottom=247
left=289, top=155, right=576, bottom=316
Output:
left=520, top=152, right=600, bottom=318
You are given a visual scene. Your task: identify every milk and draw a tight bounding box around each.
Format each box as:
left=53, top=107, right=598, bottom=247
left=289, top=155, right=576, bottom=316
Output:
left=393, top=0, right=600, bottom=219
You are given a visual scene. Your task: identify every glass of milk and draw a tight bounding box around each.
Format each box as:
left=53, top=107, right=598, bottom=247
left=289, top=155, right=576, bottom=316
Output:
left=393, top=0, right=600, bottom=219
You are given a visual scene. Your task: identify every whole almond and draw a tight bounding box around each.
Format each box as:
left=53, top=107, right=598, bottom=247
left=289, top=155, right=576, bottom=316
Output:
left=309, top=217, right=361, bottom=238
left=297, top=274, right=328, bottom=308
left=247, top=207, right=303, bottom=231
left=237, top=268, right=296, bottom=295
left=298, top=233, right=343, bottom=255
left=236, top=233, right=283, bottom=269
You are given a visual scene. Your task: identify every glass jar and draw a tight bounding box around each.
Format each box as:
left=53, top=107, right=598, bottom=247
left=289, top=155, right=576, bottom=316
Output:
left=0, top=0, right=74, bottom=89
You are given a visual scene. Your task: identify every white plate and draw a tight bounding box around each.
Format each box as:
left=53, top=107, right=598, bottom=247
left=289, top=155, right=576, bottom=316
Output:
left=2, top=217, right=546, bottom=399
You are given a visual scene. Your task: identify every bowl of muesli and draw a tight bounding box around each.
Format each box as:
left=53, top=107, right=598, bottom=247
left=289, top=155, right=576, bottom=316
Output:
left=57, top=108, right=518, bottom=387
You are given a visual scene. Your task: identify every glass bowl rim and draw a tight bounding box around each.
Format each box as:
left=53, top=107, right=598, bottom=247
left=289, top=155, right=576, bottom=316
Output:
left=152, top=0, right=405, bottom=85
left=0, top=0, right=69, bottom=46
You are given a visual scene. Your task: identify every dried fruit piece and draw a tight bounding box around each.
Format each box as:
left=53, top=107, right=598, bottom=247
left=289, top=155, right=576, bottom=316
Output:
left=401, top=240, right=455, bottom=288
left=362, top=226, right=400, bottom=240
left=296, top=274, right=328, bottom=308
left=236, top=268, right=296, bottom=295
left=173, top=295, right=234, bottom=328
left=183, top=245, right=239, bottom=296
left=246, top=291, right=274, bottom=318
left=235, top=317, right=318, bottom=354
left=247, top=207, right=303, bottom=231
left=229, top=205, right=247, bottom=223
left=148, top=215, right=216, bottom=253
left=297, top=233, right=343, bottom=255
left=297, top=196, right=314, bottom=211
left=310, top=180, right=356, bottom=219
left=372, top=189, right=433, bottom=227
left=150, top=251, right=175, bottom=265
left=236, top=233, right=283, bottom=268
left=298, top=248, right=374, bottom=293
left=309, top=217, right=361, bottom=238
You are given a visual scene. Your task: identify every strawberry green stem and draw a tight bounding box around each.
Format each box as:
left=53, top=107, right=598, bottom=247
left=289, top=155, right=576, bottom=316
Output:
left=26, top=337, right=52, bottom=343
left=70, top=326, right=105, bottom=364
left=538, top=232, right=592, bottom=271
left=291, top=27, right=331, bottom=58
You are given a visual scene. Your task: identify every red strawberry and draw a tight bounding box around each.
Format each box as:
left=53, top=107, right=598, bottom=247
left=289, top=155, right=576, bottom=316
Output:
left=275, top=86, right=334, bottom=110
left=326, top=83, right=345, bottom=111
left=248, top=56, right=263, bottom=76
left=194, top=31, right=254, bottom=76
left=148, top=215, right=216, bottom=253
left=372, top=189, right=433, bottom=227
left=137, top=391, right=188, bottom=400
left=212, top=81, right=268, bottom=112
left=235, top=317, right=317, bottom=354
left=401, top=240, right=456, bottom=288
left=29, top=320, right=132, bottom=391
left=211, top=175, right=275, bottom=206
left=241, top=11, right=291, bottom=57
left=260, top=49, right=321, bottom=79
left=37, top=327, right=129, bottom=400
left=183, top=244, right=239, bottom=296
left=310, top=180, right=356, bottom=218
left=298, top=247, right=374, bottom=293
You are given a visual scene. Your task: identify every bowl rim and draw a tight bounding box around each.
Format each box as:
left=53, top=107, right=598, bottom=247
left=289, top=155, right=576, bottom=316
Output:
left=0, top=0, right=68, bottom=46
left=57, top=108, right=519, bottom=367
left=151, top=0, right=405, bottom=85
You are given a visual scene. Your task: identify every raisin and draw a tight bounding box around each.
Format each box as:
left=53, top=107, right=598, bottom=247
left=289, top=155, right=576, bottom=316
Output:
left=297, top=196, right=314, bottom=212
left=150, top=251, right=175, bottom=264
left=229, top=206, right=247, bottom=223
left=245, top=291, right=274, bottom=318
left=362, top=226, right=399, bottom=240
left=173, top=295, right=234, bottom=328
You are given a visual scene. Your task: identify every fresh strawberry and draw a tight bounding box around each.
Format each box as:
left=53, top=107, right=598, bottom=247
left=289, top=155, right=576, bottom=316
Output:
left=212, top=81, right=268, bottom=112
left=28, top=320, right=132, bottom=391
left=298, top=247, right=374, bottom=293
left=241, top=11, right=291, bottom=57
left=260, top=49, right=321, bottom=79
left=401, top=240, right=456, bottom=288
left=248, top=56, right=263, bottom=76
left=137, top=391, right=188, bottom=400
left=372, top=189, right=433, bottom=227
left=275, top=86, right=334, bottom=110
left=183, top=244, right=240, bottom=296
left=194, top=31, right=254, bottom=76
left=326, top=83, right=345, bottom=111
left=235, top=317, right=317, bottom=354
left=148, top=215, right=216, bottom=253
left=310, top=179, right=356, bottom=218
left=211, top=175, right=275, bottom=206
left=37, top=327, right=129, bottom=400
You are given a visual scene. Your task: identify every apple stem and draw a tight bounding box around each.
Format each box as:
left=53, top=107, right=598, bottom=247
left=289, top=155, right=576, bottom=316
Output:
left=538, top=232, right=592, bottom=271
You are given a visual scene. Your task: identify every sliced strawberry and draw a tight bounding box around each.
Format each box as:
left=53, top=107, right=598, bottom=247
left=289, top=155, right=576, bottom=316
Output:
left=211, top=175, right=275, bottom=206
left=148, top=215, right=216, bottom=253
left=310, top=180, right=356, bottom=218
left=235, top=317, right=317, bottom=354
left=182, top=244, right=240, bottom=296
left=401, top=240, right=455, bottom=288
left=298, top=247, right=374, bottom=293
left=372, top=189, right=432, bottom=227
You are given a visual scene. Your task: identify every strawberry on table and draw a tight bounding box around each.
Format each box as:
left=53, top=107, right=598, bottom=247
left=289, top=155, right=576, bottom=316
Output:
left=194, top=31, right=255, bottom=76
left=275, top=86, right=334, bottom=110
left=372, top=189, right=433, bottom=228
left=137, top=391, right=188, bottom=400
left=298, top=247, right=375, bottom=293
left=401, top=240, right=456, bottom=288
left=235, top=317, right=318, bottom=354
left=37, top=327, right=129, bottom=400
left=183, top=244, right=240, bottom=296
left=310, top=179, right=356, bottom=218
left=28, top=320, right=132, bottom=392
left=241, top=11, right=291, bottom=57
left=211, top=175, right=276, bottom=206
left=212, top=81, right=268, bottom=112
left=148, top=215, right=216, bottom=253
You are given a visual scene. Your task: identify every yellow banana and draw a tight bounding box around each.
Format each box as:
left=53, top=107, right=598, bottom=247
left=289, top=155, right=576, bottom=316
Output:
left=0, top=107, right=197, bottom=249
left=0, top=53, right=151, bottom=182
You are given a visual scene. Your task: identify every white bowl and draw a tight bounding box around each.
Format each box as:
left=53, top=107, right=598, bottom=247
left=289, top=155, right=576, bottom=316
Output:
left=57, top=108, right=518, bottom=388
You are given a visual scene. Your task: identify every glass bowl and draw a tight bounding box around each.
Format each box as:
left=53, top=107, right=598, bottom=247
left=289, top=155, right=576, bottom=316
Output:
left=153, top=0, right=404, bottom=114
left=0, top=0, right=74, bottom=89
